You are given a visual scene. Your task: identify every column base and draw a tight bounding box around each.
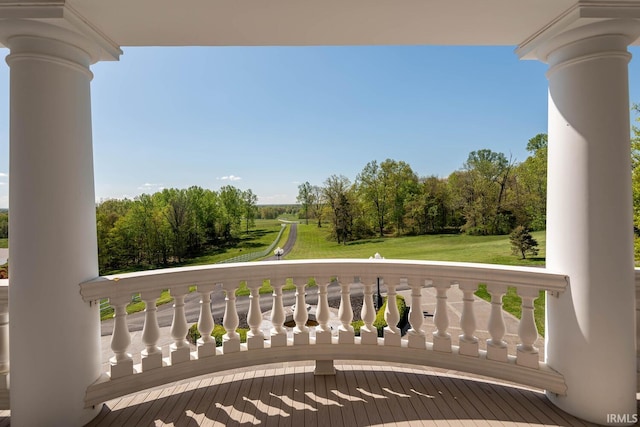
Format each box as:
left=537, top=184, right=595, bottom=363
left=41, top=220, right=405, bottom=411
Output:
left=486, top=340, right=508, bottom=362
left=315, top=329, right=332, bottom=344
left=294, top=331, right=310, bottom=345
left=433, top=334, right=452, bottom=353
left=246, top=334, right=265, bottom=350
left=110, top=356, right=133, bottom=379
left=360, top=329, right=378, bottom=345
left=516, top=345, right=539, bottom=368
left=459, top=336, right=479, bottom=357
left=339, top=329, right=355, bottom=344
left=141, top=350, right=163, bottom=371
left=408, top=333, right=426, bottom=349
left=314, top=360, right=336, bottom=375
left=170, top=345, right=191, bottom=364
left=197, top=340, right=217, bottom=357
left=270, top=333, right=288, bottom=347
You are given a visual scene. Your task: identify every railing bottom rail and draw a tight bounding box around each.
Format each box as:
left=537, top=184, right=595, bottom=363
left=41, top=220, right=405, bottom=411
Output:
left=85, top=338, right=566, bottom=408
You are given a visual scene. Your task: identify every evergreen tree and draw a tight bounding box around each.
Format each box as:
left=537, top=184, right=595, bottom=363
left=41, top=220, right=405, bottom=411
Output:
left=510, top=226, right=539, bottom=259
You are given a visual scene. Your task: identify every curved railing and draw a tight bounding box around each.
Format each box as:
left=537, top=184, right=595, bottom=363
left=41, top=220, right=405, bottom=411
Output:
left=79, top=259, right=568, bottom=408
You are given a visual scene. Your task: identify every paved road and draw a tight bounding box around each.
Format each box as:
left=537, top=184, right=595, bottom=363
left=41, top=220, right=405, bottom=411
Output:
left=264, top=222, right=297, bottom=261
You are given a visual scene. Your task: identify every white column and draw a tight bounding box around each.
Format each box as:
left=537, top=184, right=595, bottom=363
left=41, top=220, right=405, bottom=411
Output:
left=532, top=20, right=639, bottom=424
left=2, top=22, right=117, bottom=426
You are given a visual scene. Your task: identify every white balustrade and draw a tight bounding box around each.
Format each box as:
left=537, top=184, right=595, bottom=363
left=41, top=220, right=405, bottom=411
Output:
left=109, top=295, right=134, bottom=378
left=458, top=282, right=479, bottom=357
left=270, top=281, right=287, bottom=347
left=338, top=279, right=355, bottom=343
left=170, top=286, right=191, bottom=364
left=197, top=284, right=216, bottom=357
left=222, top=283, right=240, bottom=353
left=246, top=281, right=265, bottom=350
left=293, top=280, right=310, bottom=345
left=140, top=290, right=163, bottom=370
left=360, top=279, right=378, bottom=345
left=432, top=281, right=452, bottom=352
left=516, top=288, right=540, bottom=368
left=407, top=278, right=426, bottom=349
left=384, top=279, right=401, bottom=346
left=76, top=260, right=570, bottom=407
left=486, top=283, right=508, bottom=362
left=315, top=280, right=332, bottom=344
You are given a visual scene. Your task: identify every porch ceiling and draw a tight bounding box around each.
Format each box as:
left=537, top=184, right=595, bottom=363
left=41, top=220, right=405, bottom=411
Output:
left=57, top=0, right=578, bottom=47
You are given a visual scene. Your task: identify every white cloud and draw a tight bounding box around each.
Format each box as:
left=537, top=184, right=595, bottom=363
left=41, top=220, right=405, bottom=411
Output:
left=137, top=183, right=164, bottom=191
left=218, top=175, right=242, bottom=181
left=0, top=173, right=7, bottom=178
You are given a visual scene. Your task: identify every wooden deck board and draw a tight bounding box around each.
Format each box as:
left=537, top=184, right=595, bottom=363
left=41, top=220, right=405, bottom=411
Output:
left=1, top=361, right=622, bottom=426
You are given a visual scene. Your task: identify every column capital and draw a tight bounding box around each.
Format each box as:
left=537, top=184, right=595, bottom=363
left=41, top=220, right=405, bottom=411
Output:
left=516, top=1, right=640, bottom=62
left=0, top=1, right=121, bottom=63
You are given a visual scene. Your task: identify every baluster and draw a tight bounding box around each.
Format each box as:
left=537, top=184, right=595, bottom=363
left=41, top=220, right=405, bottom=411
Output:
left=315, top=278, right=332, bottom=344
left=140, top=290, right=163, bottom=370
left=486, top=283, right=508, bottom=362
left=0, top=288, right=9, bottom=397
left=338, top=279, right=355, bottom=344
left=270, top=281, right=288, bottom=347
left=458, top=282, right=479, bottom=357
left=384, top=279, right=401, bottom=346
left=170, top=286, right=191, bottom=364
left=197, top=284, right=216, bottom=357
left=246, top=281, right=265, bottom=350
left=432, top=281, right=452, bottom=352
left=407, top=278, right=426, bottom=349
left=360, top=278, right=377, bottom=345
left=516, top=288, right=540, bottom=368
left=293, top=279, right=310, bottom=345
left=109, top=295, right=133, bottom=378
left=222, top=282, right=240, bottom=353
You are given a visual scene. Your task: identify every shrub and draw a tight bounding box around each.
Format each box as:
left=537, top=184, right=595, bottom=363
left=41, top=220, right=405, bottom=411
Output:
left=352, top=295, right=407, bottom=337
left=188, top=323, right=248, bottom=346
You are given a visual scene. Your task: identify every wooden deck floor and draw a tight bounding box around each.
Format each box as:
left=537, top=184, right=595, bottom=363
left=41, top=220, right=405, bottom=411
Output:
left=65, top=361, right=611, bottom=427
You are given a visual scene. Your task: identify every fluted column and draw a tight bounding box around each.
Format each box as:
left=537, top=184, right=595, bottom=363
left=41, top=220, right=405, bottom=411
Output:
left=518, top=18, right=640, bottom=423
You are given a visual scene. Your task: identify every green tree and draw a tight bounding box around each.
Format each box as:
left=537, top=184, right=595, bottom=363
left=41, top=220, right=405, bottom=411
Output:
left=323, top=175, right=355, bottom=244
left=356, top=160, right=389, bottom=237
left=310, top=185, right=325, bottom=227
left=510, top=226, right=539, bottom=259
left=0, top=212, right=7, bottom=239
left=242, top=189, right=258, bottom=233
left=296, top=182, right=313, bottom=225
left=516, top=133, right=548, bottom=230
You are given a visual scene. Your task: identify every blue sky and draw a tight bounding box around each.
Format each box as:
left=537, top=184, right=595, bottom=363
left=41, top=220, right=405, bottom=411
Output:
left=0, top=44, right=640, bottom=208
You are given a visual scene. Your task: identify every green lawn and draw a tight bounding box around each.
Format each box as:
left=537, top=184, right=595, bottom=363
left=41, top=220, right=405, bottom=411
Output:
left=180, top=219, right=287, bottom=267
left=0, top=239, right=6, bottom=249
left=288, top=223, right=545, bottom=266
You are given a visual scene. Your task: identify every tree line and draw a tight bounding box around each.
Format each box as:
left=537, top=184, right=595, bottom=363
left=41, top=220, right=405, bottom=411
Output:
left=96, top=186, right=258, bottom=272
left=297, top=134, right=548, bottom=244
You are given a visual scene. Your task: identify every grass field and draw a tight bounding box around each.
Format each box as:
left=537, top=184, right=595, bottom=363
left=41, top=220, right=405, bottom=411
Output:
left=289, top=223, right=547, bottom=334
left=0, top=239, right=6, bottom=249
left=288, top=223, right=545, bottom=266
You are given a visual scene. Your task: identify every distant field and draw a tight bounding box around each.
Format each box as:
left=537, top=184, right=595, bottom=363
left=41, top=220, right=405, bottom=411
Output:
left=287, top=224, right=545, bottom=267
left=0, top=239, right=6, bottom=249
left=181, top=219, right=286, bottom=267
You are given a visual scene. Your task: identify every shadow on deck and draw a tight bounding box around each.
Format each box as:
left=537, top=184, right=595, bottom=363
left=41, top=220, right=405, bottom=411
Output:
left=76, top=362, right=606, bottom=427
